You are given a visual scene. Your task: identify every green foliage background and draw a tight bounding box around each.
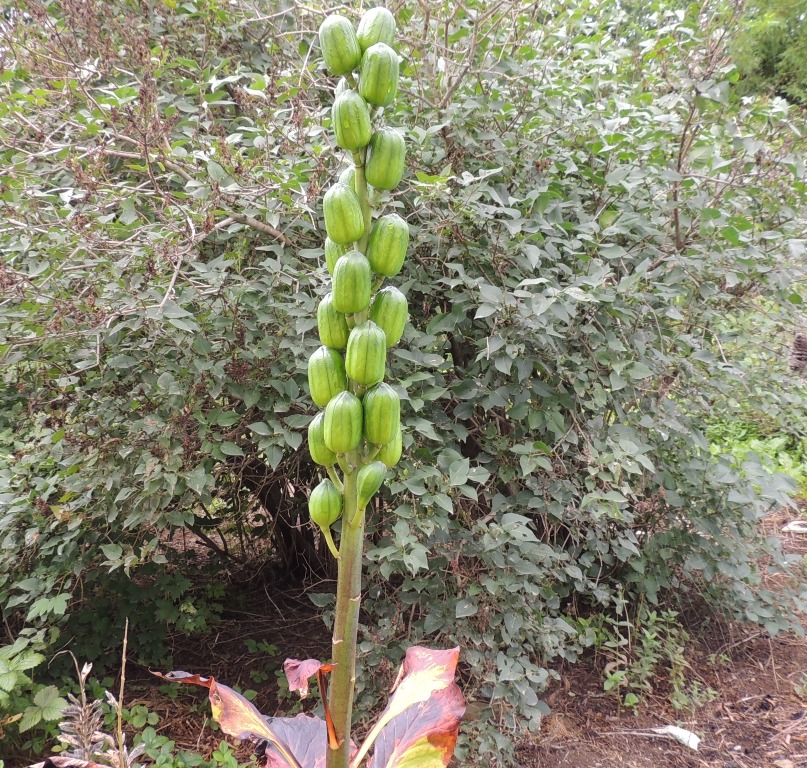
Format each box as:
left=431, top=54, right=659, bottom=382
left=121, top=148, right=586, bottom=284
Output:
left=1, top=0, right=805, bottom=763
left=732, top=0, right=807, bottom=103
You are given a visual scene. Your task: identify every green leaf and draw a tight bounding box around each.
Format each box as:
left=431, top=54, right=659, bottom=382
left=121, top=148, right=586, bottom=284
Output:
left=33, top=685, right=68, bottom=721
left=628, top=362, right=653, bottom=380
left=220, top=442, right=244, bottom=457
left=248, top=421, right=271, bottom=436
left=207, top=159, right=228, bottom=181
left=101, top=544, right=123, bottom=561
left=185, top=465, right=212, bottom=496
left=18, top=708, right=42, bottom=733
left=448, top=458, right=469, bottom=486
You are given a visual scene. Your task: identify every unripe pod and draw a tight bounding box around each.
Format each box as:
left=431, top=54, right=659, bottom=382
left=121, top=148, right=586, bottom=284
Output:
left=308, top=346, right=347, bottom=408
left=365, top=128, right=406, bottom=190
left=345, top=321, right=387, bottom=386
left=323, top=183, right=365, bottom=245
left=332, top=251, right=372, bottom=314
left=359, top=43, right=399, bottom=107
left=367, top=214, right=409, bottom=277
left=325, top=237, right=347, bottom=275
left=332, top=90, right=372, bottom=151
left=318, top=293, right=350, bottom=350
left=308, top=412, right=337, bottom=467
left=324, top=391, right=363, bottom=454
left=377, top=424, right=402, bottom=468
left=357, top=460, right=387, bottom=509
left=309, top=478, right=343, bottom=527
left=339, top=166, right=357, bottom=194
left=363, top=382, right=400, bottom=445
left=318, top=15, right=362, bottom=76
left=335, top=77, right=350, bottom=98
left=370, top=286, right=408, bottom=347
left=357, top=7, right=396, bottom=51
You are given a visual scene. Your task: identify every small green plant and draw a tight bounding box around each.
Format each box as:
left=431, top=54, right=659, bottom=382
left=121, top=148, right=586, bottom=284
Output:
left=793, top=672, right=807, bottom=699
left=591, top=606, right=716, bottom=712
left=133, top=727, right=252, bottom=768
left=243, top=639, right=278, bottom=656
left=243, top=639, right=279, bottom=685
left=707, top=418, right=807, bottom=496
left=0, top=630, right=67, bottom=754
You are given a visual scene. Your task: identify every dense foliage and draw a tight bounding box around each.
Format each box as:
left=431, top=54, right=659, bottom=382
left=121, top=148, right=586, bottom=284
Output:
left=733, top=0, right=807, bottom=103
left=1, top=0, right=805, bottom=763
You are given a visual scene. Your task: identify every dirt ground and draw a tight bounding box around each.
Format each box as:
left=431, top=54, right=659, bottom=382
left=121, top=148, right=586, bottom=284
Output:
left=522, top=507, right=807, bottom=768
left=125, top=509, right=807, bottom=768
left=521, top=629, right=807, bottom=768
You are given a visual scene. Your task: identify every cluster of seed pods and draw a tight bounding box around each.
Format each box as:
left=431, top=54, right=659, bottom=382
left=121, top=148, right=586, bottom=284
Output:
left=307, top=8, right=409, bottom=557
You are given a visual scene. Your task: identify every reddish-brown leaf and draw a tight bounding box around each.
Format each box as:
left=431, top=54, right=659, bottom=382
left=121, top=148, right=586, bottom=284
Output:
left=27, top=760, right=107, bottom=768
left=153, top=670, right=302, bottom=767
left=365, top=686, right=465, bottom=768
left=151, top=669, right=213, bottom=687
left=351, top=647, right=463, bottom=768
left=284, top=659, right=333, bottom=699
left=283, top=658, right=339, bottom=749
left=260, top=713, right=327, bottom=768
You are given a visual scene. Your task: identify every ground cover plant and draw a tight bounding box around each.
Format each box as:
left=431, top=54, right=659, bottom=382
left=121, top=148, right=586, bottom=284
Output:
left=1, top=0, right=806, bottom=765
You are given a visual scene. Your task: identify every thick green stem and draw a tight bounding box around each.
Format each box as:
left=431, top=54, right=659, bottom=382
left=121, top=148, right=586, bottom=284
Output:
left=327, top=470, right=365, bottom=768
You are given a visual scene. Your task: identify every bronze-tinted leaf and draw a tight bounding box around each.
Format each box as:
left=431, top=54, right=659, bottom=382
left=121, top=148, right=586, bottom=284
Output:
left=151, top=670, right=212, bottom=687
left=284, top=658, right=333, bottom=699
left=27, top=760, right=107, bottom=768
left=366, top=687, right=465, bottom=768
left=351, top=647, right=463, bottom=768
left=260, top=713, right=329, bottom=768
left=283, top=659, right=338, bottom=748
left=154, top=670, right=302, bottom=768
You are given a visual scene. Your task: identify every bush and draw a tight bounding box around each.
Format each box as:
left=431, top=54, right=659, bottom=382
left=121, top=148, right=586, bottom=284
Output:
left=0, top=0, right=805, bottom=762
left=732, top=0, right=807, bottom=103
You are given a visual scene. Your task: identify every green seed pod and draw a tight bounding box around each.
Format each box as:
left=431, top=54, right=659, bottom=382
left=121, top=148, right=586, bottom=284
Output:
left=332, top=251, right=372, bottom=314
left=345, top=321, right=387, bottom=386
left=325, top=237, right=347, bottom=275
left=339, top=166, right=357, bottom=193
left=308, top=412, right=337, bottom=467
left=377, top=424, right=402, bottom=468
left=357, top=7, right=396, bottom=51
left=359, top=43, right=399, bottom=107
left=335, top=77, right=350, bottom=98
left=365, top=128, right=406, bottom=191
left=324, top=390, right=363, bottom=454
left=357, top=460, right=387, bottom=509
left=323, top=183, right=365, bottom=245
left=363, top=382, right=400, bottom=445
left=318, top=15, right=362, bottom=76
left=309, top=478, right=343, bottom=527
left=367, top=213, right=409, bottom=277
left=370, top=286, right=408, bottom=347
left=308, top=346, right=347, bottom=408
left=332, top=90, right=372, bottom=151
left=318, top=293, right=350, bottom=350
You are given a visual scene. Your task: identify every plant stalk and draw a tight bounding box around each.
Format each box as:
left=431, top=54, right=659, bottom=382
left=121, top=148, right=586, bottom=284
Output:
left=327, top=469, right=365, bottom=768
left=325, top=147, right=373, bottom=768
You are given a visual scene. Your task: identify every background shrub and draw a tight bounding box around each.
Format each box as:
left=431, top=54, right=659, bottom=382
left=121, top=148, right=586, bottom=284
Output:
left=1, top=0, right=805, bottom=762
